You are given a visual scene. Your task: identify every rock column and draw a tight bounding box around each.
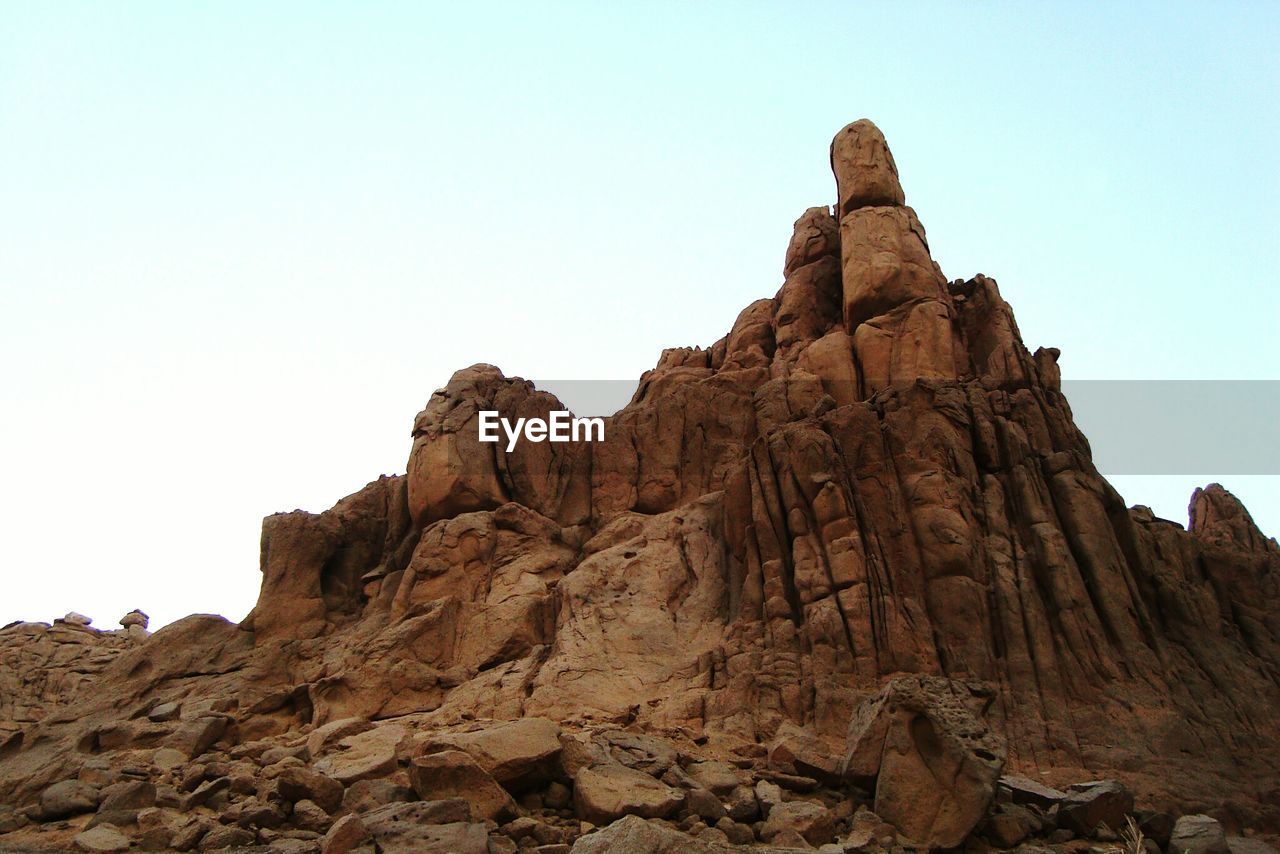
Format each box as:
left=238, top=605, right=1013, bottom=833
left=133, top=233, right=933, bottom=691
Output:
left=830, top=120, right=958, bottom=393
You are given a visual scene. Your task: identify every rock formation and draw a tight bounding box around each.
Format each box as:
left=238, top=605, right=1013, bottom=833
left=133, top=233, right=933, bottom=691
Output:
left=1, top=119, right=1278, bottom=853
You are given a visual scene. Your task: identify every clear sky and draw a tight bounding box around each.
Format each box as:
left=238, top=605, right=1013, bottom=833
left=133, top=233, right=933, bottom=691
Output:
left=2, top=2, right=1276, bottom=629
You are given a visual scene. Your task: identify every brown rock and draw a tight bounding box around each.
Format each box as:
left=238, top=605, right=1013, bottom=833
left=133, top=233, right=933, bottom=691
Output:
left=830, top=119, right=905, bottom=214
left=120, top=610, right=149, bottom=629
left=197, top=825, right=256, bottom=850
left=291, top=798, right=333, bottom=834
left=761, top=800, right=837, bottom=846
left=409, top=750, right=516, bottom=822
left=2, top=118, right=1279, bottom=848
left=306, top=717, right=373, bottom=759
left=341, top=778, right=413, bottom=813
left=420, top=717, right=561, bottom=790
left=98, top=779, right=156, bottom=813
left=768, top=722, right=842, bottom=785
left=314, top=724, right=406, bottom=784
left=984, top=802, right=1041, bottom=847
left=842, top=676, right=1005, bottom=849
left=168, top=714, right=228, bottom=758
left=685, top=787, right=727, bottom=822
left=572, top=763, right=685, bottom=825
left=685, top=761, right=741, bottom=796
left=999, top=774, right=1066, bottom=809
left=366, top=799, right=471, bottom=826
left=1170, top=815, right=1231, bottom=854
left=277, top=766, right=344, bottom=813
left=569, top=814, right=747, bottom=853
left=170, top=817, right=212, bottom=851
left=73, top=824, right=131, bottom=853
left=839, top=206, right=946, bottom=330
left=1057, top=780, right=1134, bottom=838
left=39, top=779, right=99, bottom=819
left=321, top=813, right=371, bottom=854
left=363, top=810, right=489, bottom=854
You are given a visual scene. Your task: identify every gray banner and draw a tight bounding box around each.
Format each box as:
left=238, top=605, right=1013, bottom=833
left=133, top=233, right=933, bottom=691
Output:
left=528, top=378, right=1280, bottom=475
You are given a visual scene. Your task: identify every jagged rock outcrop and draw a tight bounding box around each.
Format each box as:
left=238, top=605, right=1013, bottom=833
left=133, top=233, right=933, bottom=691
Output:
left=2, top=119, right=1278, bottom=853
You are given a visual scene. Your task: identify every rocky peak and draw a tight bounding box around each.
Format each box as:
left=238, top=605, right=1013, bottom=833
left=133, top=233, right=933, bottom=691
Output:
left=829, top=119, right=906, bottom=214
left=2, top=120, right=1278, bottom=852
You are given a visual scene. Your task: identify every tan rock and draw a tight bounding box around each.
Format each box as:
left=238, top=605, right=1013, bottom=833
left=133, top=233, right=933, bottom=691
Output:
left=839, top=205, right=945, bottom=330
left=1171, top=815, right=1231, bottom=854
left=842, top=676, right=1005, bottom=849
left=307, top=717, right=374, bottom=759
left=830, top=119, right=905, bottom=214
left=314, top=724, right=407, bottom=784
left=420, top=717, right=561, bottom=790
left=686, top=761, right=741, bottom=796
left=409, top=750, right=516, bottom=822
left=277, top=766, right=344, bottom=813
left=39, top=779, right=99, bottom=819
left=321, top=813, right=371, bottom=854
left=2, top=118, right=1280, bottom=846
left=761, top=800, right=837, bottom=846
left=572, top=763, right=685, bottom=825
left=73, top=824, right=131, bottom=853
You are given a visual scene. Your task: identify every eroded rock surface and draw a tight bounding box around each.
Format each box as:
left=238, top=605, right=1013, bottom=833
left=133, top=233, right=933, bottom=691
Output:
left=2, top=119, right=1279, bottom=852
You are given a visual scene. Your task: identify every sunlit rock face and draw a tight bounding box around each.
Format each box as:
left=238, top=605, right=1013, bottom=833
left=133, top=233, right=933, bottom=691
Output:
left=1, top=120, right=1278, bottom=853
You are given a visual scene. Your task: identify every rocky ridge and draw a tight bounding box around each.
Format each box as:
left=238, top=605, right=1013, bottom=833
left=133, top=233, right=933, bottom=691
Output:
left=1, top=119, right=1278, bottom=853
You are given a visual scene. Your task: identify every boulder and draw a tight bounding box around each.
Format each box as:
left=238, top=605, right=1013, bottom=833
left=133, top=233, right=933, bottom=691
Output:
left=686, top=761, right=741, bottom=796
left=147, top=701, right=181, bottom=722
left=768, top=722, right=842, bottom=784
left=760, top=800, right=837, bottom=846
left=1226, top=839, right=1279, bottom=854
left=725, top=785, right=760, bottom=822
left=342, top=778, right=413, bottom=813
left=364, top=799, right=471, bottom=826
left=73, top=824, right=131, bottom=853
left=39, top=779, right=100, bottom=819
left=685, top=787, right=727, bottom=822
left=569, top=814, right=746, bottom=853
left=1057, top=780, right=1134, bottom=837
left=409, top=749, right=516, bottom=822
left=292, top=798, right=334, bottom=833
left=572, top=763, right=685, bottom=825
left=197, top=825, right=255, bottom=850
left=841, top=676, right=1005, bottom=849
left=168, top=715, right=228, bottom=758
left=829, top=119, right=906, bottom=214
left=421, top=717, right=561, bottom=790
left=307, top=717, right=374, bottom=759
left=1138, top=811, right=1175, bottom=848
left=984, top=802, right=1041, bottom=848
left=364, top=811, right=490, bottom=854
left=755, top=779, right=784, bottom=818
left=120, top=610, right=149, bottom=629
left=98, top=779, right=156, bottom=812
left=321, top=813, right=371, bottom=854
left=597, top=730, right=678, bottom=776
left=1170, top=815, right=1231, bottom=854
left=314, top=724, right=407, bottom=784
left=277, top=766, right=345, bottom=813
left=170, top=816, right=212, bottom=851
left=999, top=774, right=1066, bottom=809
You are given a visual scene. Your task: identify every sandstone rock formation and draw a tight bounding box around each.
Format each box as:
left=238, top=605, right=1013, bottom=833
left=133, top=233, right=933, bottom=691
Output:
left=1, top=119, right=1278, bottom=853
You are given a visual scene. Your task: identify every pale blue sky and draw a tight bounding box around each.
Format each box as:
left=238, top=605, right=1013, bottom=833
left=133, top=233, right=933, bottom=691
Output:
left=2, top=2, right=1276, bottom=628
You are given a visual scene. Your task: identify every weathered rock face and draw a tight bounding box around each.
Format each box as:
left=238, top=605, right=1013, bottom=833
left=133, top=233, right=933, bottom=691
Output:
left=2, top=118, right=1279, bottom=852
left=841, top=676, right=1006, bottom=848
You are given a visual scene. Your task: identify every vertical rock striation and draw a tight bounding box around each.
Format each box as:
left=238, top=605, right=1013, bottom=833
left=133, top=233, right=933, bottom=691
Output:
left=2, top=120, right=1278, bottom=843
